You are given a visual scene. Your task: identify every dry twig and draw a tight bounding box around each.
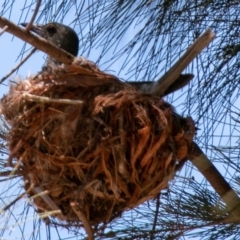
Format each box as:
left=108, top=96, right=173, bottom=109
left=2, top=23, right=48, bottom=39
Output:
left=1, top=182, right=33, bottom=212
left=25, top=0, right=42, bottom=31
left=71, top=202, right=94, bottom=240
left=188, top=142, right=240, bottom=219
left=0, top=17, right=75, bottom=65
left=0, top=48, right=36, bottom=84
left=149, top=29, right=215, bottom=95
left=23, top=93, right=84, bottom=105
left=32, top=186, right=65, bottom=220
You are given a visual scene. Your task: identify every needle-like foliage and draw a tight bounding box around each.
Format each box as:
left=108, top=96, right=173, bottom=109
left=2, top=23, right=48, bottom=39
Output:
left=1, top=0, right=240, bottom=239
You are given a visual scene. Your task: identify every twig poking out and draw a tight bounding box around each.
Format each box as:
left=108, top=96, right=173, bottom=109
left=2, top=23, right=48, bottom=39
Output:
left=149, top=29, right=215, bottom=96
left=0, top=48, right=36, bottom=84
left=0, top=25, right=8, bottom=36
left=71, top=202, right=94, bottom=240
left=23, top=93, right=84, bottom=105
left=39, top=210, right=62, bottom=219
left=32, top=186, right=66, bottom=220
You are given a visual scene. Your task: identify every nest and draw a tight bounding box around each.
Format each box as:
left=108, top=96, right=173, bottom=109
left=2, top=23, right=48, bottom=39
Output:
left=0, top=58, right=195, bottom=228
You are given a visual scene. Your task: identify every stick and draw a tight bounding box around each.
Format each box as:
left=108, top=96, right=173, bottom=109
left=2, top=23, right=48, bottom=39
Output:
left=1, top=182, right=33, bottom=213
left=33, top=186, right=66, bottom=220
left=0, top=48, right=36, bottom=84
left=71, top=202, right=94, bottom=240
left=150, top=29, right=215, bottom=95
left=188, top=142, right=240, bottom=219
left=23, top=93, right=84, bottom=105
left=25, top=0, right=42, bottom=32
left=0, top=17, right=75, bottom=65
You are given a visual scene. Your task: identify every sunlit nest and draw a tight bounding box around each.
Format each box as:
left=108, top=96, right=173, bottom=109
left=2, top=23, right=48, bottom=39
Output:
left=0, top=58, right=195, bottom=230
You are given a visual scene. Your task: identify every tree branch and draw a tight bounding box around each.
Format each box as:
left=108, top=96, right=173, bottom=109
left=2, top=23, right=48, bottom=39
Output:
left=0, top=16, right=75, bottom=65
left=148, top=29, right=215, bottom=95
left=25, top=0, right=42, bottom=32
left=0, top=48, right=36, bottom=84
left=188, top=142, right=240, bottom=219
left=71, top=202, right=94, bottom=240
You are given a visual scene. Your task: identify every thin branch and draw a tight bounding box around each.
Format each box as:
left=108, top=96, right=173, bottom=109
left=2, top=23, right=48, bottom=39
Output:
left=188, top=142, right=240, bottom=219
left=23, top=93, right=84, bottom=105
left=1, top=182, right=33, bottom=212
left=150, top=193, right=160, bottom=240
left=38, top=210, right=62, bottom=218
left=25, top=0, right=42, bottom=31
left=0, top=17, right=75, bottom=65
left=70, top=202, right=94, bottom=240
left=32, top=186, right=66, bottom=220
left=1, top=192, right=26, bottom=212
left=148, top=29, right=215, bottom=95
left=0, top=48, right=36, bottom=84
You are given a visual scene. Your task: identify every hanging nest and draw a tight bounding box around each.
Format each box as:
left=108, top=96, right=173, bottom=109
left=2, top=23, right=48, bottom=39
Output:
left=0, top=58, right=195, bottom=227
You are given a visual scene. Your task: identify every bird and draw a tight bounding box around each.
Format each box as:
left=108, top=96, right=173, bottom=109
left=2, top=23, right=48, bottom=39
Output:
left=21, top=22, right=79, bottom=66
left=21, top=22, right=193, bottom=96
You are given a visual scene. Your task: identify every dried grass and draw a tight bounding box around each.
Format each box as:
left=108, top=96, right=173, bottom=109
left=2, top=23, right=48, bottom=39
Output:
left=0, top=59, right=195, bottom=227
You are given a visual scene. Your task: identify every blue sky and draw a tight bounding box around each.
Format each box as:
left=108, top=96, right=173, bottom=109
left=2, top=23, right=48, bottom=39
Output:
left=0, top=3, right=86, bottom=239
left=0, top=1, right=239, bottom=240
left=0, top=2, right=142, bottom=238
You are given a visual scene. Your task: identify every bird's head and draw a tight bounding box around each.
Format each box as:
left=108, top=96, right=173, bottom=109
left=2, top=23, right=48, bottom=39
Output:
left=21, top=22, right=79, bottom=65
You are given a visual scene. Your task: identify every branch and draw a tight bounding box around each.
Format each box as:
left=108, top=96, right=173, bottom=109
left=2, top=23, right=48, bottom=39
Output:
left=188, top=142, right=240, bottom=219
left=0, top=48, right=36, bottom=84
left=71, top=202, right=94, bottom=240
left=1, top=192, right=26, bottom=212
left=25, top=0, right=42, bottom=31
left=149, top=29, right=215, bottom=95
left=23, top=93, right=84, bottom=105
left=0, top=16, right=75, bottom=65
left=1, top=182, right=33, bottom=212
left=32, top=186, right=66, bottom=220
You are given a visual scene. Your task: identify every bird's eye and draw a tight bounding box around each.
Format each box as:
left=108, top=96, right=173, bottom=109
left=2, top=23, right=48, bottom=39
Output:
left=46, top=25, right=56, bottom=35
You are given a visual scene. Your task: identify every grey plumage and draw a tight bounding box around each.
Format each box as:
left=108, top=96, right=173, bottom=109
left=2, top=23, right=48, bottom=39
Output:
left=21, top=22, right=79, bottom=66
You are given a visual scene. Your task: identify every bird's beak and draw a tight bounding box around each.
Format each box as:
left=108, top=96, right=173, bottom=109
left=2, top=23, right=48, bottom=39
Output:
left=20, top=23, right=44, bottom=37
